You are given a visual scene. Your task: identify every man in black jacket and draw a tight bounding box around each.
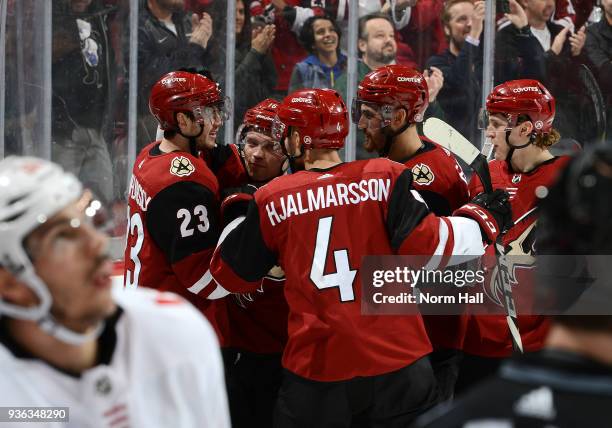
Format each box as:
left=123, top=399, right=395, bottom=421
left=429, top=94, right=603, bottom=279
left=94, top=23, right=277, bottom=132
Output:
left=426, top=0, right=484, bottom=148
left=52, top=0, right=118, bottom=205
left=137, top=0, right=213, bottom=149
left=495, top=0, right=588, bottom=142
left=585, top=0, right=612, bottom=141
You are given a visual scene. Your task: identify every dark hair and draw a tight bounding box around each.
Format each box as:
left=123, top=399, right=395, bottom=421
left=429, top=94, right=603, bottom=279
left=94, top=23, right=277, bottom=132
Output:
left=298, top=15, right=342, bottom=56
left=236, top=0, right=251, bottom=49
left=163, top=110, right=196, bottom=140
left=358, top=13, right=394, bottom=40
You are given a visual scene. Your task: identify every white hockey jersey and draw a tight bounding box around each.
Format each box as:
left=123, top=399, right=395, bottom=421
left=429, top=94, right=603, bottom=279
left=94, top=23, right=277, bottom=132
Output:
left=0, top=286, right=230, bottom=428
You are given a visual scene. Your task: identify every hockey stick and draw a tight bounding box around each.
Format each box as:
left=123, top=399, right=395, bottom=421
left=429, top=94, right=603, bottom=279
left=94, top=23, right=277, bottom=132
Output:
left=423, top=117, right=524, bottom=353
left=423, top=118, right=493, bottom=194
left=579, top=64, right=607, bottom=145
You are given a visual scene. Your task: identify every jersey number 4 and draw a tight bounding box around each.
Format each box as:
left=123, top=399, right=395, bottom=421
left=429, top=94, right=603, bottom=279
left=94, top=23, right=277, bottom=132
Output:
left=310, top=216, right=357, bottom=302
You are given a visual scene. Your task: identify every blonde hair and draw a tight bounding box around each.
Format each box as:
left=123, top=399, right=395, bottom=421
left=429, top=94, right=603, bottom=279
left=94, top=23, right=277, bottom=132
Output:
left=533, top=129, right=561, bottom=149
left=516, top=114, right=560, bottom=148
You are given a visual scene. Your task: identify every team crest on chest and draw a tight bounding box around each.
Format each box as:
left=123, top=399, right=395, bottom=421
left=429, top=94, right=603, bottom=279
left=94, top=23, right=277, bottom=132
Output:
left=411, top=163, right=435, bottom=185
left=512, top=174, right=522, bottom=184
left=170, top=156, right=195, bottom=177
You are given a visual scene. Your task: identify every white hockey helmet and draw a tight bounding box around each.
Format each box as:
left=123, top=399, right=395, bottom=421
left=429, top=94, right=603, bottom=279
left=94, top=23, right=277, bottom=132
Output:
left=0, top=156, right=102, bottom=344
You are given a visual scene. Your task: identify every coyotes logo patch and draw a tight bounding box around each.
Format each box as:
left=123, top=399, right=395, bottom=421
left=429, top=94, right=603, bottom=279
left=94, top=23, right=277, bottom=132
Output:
left=170, top=156, right=195, bottom=177
left=411, top=163, right=435, bottom=185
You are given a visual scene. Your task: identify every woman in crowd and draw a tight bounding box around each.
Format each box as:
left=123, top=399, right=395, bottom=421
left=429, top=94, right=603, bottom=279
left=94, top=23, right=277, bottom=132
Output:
left=289, top=15, right=347, bottom=93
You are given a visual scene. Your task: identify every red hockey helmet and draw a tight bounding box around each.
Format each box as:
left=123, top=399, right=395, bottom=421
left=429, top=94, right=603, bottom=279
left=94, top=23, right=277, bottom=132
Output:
left=271, top=88, right=348, bottom=150
left=149, top=71, right=227, bottom=131
left=353, top=65, right=429, bottom=126
left=483, top=79, right=556, bottom=135
left=238, top=98, right=279, bottom=139
left=236, top=98, right=283, bottom=156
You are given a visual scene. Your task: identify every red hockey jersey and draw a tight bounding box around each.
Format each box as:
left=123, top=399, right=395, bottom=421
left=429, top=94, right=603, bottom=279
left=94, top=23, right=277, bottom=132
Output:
left=402, top=138, right=470, bottom=351
left=462, top=156, right=570, bottom=357
left=202, top=143, right=289, bottom=352
left=211, top=158, right=487, bottom=381
left=124, top=142, right=223, bottom=312
left=403, top=138, right=469, bottom=216
left=215, top=275, right=289, bottom=353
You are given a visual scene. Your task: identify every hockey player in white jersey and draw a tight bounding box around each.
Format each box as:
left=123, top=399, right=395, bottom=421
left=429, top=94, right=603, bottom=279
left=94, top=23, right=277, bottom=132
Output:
left=0, top=156, right=230, bottom=428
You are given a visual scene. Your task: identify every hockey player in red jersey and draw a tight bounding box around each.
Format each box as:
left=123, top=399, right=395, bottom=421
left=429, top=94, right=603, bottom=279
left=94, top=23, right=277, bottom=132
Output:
left=354, top=65, right=469, bottom=219
left=456, top=79, right=571, bottom=393
left=209, top=88, right=512, bottom=427
left=215, top=98, right=290, bottom=428
left=123, top=70, right=236, bottom=310
left=354, top=64, right=471, bottom=400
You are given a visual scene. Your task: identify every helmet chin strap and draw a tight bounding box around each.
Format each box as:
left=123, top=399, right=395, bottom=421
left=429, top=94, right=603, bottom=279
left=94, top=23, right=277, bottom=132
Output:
left=504, top=130, right=534, bottom=165
left=286, top=150, right=304, bottom=173
left=178, top=125, right=205, bottom=156
left=280, top=131, right=305, bottom=173
left=39, top=316, right=105, bottom=346
left=379, top=121, right=411, bottom=157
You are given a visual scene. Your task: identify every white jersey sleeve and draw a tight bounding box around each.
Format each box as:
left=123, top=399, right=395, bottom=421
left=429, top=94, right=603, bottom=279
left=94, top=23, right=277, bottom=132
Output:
left=0, top=286, right=230, bottom=428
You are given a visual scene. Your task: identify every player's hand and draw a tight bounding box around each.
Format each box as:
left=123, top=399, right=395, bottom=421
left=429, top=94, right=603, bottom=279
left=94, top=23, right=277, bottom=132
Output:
left=551, top=26, right=570, bottom=55
left=470, top=1, right=485, bottom=39
left=505, top=0, right=528, bottom=30
left=569, top=26, right=586, bottom=57
left=424, top=67, right=444, bottom=103
left=190, top=12, right=213, bottom=49
left=220, top=184, right=258, bottom=225
left=454, top=189, right=512, bottom=243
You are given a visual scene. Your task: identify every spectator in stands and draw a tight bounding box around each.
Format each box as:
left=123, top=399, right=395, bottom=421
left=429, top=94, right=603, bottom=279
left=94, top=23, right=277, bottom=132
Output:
left=497, top=0, right=588, bottom=141
left=497, top=0, right=598, bottom=30
left=289, top=15, right=346, bottom=92
left=584, top=0, right=612, bottom=140
left=388, top=0, right=448, bottom=70
left=335, top=13, right=444, bottom=160
left=568, top=0, right=599, bottom=28
left=137, top=0, right=213, bottom=149
left=234, top=0, right=278, bottom=132
left=494, top=0, right=548, bottom=86
left=426, top=0, right=484, bottom=148
left=250, top=1, right=326, bottom=98
left=52, top=0, right=118, bottom=205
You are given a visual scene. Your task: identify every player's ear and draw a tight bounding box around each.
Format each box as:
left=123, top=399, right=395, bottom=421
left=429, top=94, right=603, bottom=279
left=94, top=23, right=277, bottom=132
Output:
left=0, top=269, right=38, bottom=307
left=176, top=112, right=190, bottom=130
left=289, top=129, right=302, bottom=157
left=392, top=108, right=407, bottom=128
left=521, top=121, right=534, bottom=137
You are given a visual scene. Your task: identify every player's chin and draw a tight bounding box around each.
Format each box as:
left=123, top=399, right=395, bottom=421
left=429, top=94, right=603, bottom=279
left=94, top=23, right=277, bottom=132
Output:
left=492, top=148, right=507, bottom=161
left=83, top=298, right=117, bottom=325
left=200, top=137, right=217, bottom=150
left=363, top=135, right=377, bottom=153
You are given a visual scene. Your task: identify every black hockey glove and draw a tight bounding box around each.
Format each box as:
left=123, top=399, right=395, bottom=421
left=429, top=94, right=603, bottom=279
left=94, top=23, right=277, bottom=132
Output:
left=220, top=184, right=258, bottom=226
